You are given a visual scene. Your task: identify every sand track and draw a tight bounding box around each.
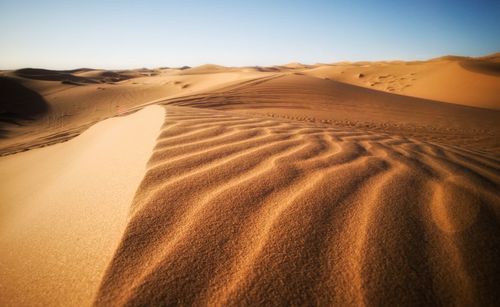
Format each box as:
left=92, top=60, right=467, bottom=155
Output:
left=95, top=106, right=500, bottom=306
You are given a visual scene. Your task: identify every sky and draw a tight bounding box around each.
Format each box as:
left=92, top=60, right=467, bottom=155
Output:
left=0, top=0, right=499, bottom=69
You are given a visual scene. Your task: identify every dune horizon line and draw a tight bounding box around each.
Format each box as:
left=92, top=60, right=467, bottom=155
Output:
left=2, top=51, right=499, bottom=72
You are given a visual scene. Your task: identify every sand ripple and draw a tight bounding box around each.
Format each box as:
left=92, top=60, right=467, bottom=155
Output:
left=95, top=106, right=500, bottom=306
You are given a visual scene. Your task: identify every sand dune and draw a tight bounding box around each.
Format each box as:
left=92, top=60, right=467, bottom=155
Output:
left=1, top=54, right=499, bottom=306
left=0, top=68, right=268, bottom=156
left=302, top=55, right=500, bottom=110
left=95, top=106, right=500, bottom=306
left=164, top=73, right=500, bottom=152
left=179, top=64, right=234, bottom=75
left=0, top=105, right=164, bottom=306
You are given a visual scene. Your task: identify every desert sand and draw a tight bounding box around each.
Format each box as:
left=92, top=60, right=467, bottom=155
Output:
left=0, top=106, right=164, bottom=306
left=0, top=54, right=499, bottom=306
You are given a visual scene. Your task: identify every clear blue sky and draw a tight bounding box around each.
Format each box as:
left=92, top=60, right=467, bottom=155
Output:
left=0, top=0, right=499, bottom=69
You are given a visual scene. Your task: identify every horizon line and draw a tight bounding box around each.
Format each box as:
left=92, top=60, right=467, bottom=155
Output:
left=1, top=51, right=498, bottom=71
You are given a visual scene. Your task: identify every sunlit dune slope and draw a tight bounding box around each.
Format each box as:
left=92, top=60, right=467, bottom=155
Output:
left=164, top=73, right=500, bottom=153
left=302, top=54, right=500, bottom=110
left=95, top=57, right=500, bottom=305
left=95, top=105, right=500, bottom=306
left=0, top=106, right=164, bottom=306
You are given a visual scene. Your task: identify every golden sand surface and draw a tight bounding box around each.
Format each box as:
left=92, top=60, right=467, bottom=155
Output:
left=0, top=54, right=499, bottom=306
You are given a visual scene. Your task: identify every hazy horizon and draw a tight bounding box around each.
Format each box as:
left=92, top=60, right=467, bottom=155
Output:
left=1, top=0, right=499, bottom=70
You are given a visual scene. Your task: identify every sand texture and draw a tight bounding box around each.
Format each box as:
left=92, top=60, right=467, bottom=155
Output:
left=0, top=54, right=499, bottom=306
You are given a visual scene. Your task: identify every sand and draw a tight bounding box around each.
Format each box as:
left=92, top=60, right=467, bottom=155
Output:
left=0, top=106, right=164, bottom=306
left=96, top=99, right=500, bottom=306
left=0, top=53, right=499, bottom=306
left=302, top=54, right=500, bottom=110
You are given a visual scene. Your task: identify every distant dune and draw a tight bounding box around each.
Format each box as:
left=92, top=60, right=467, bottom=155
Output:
left=303, top=55, right=500, bottom=110
left=179, top=64, right=233, bottom=75
left=0, top=53, right=499, bottom=306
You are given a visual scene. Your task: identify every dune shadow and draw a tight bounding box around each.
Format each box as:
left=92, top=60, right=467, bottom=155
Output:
left=0, top=77, right=49, bottom=137
left=13, top=68, right=133, bottom=85
left=14, top=68, right=100, bottom=84
left=459, top=60, right=500, bottom=77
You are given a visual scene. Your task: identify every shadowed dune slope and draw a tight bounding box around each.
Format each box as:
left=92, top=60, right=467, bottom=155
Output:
left=0, top=77, right=49, bottom=136
left=14, top=68, right=133, bottom=84
left=460, top=58, right=500, bottom=76
left=14, top=68, right=100, bottom=84
left=95, top=106, right=500, bottom=306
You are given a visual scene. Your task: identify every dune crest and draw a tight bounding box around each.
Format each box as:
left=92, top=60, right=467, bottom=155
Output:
left=0, top=106, right=164, bottom=306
